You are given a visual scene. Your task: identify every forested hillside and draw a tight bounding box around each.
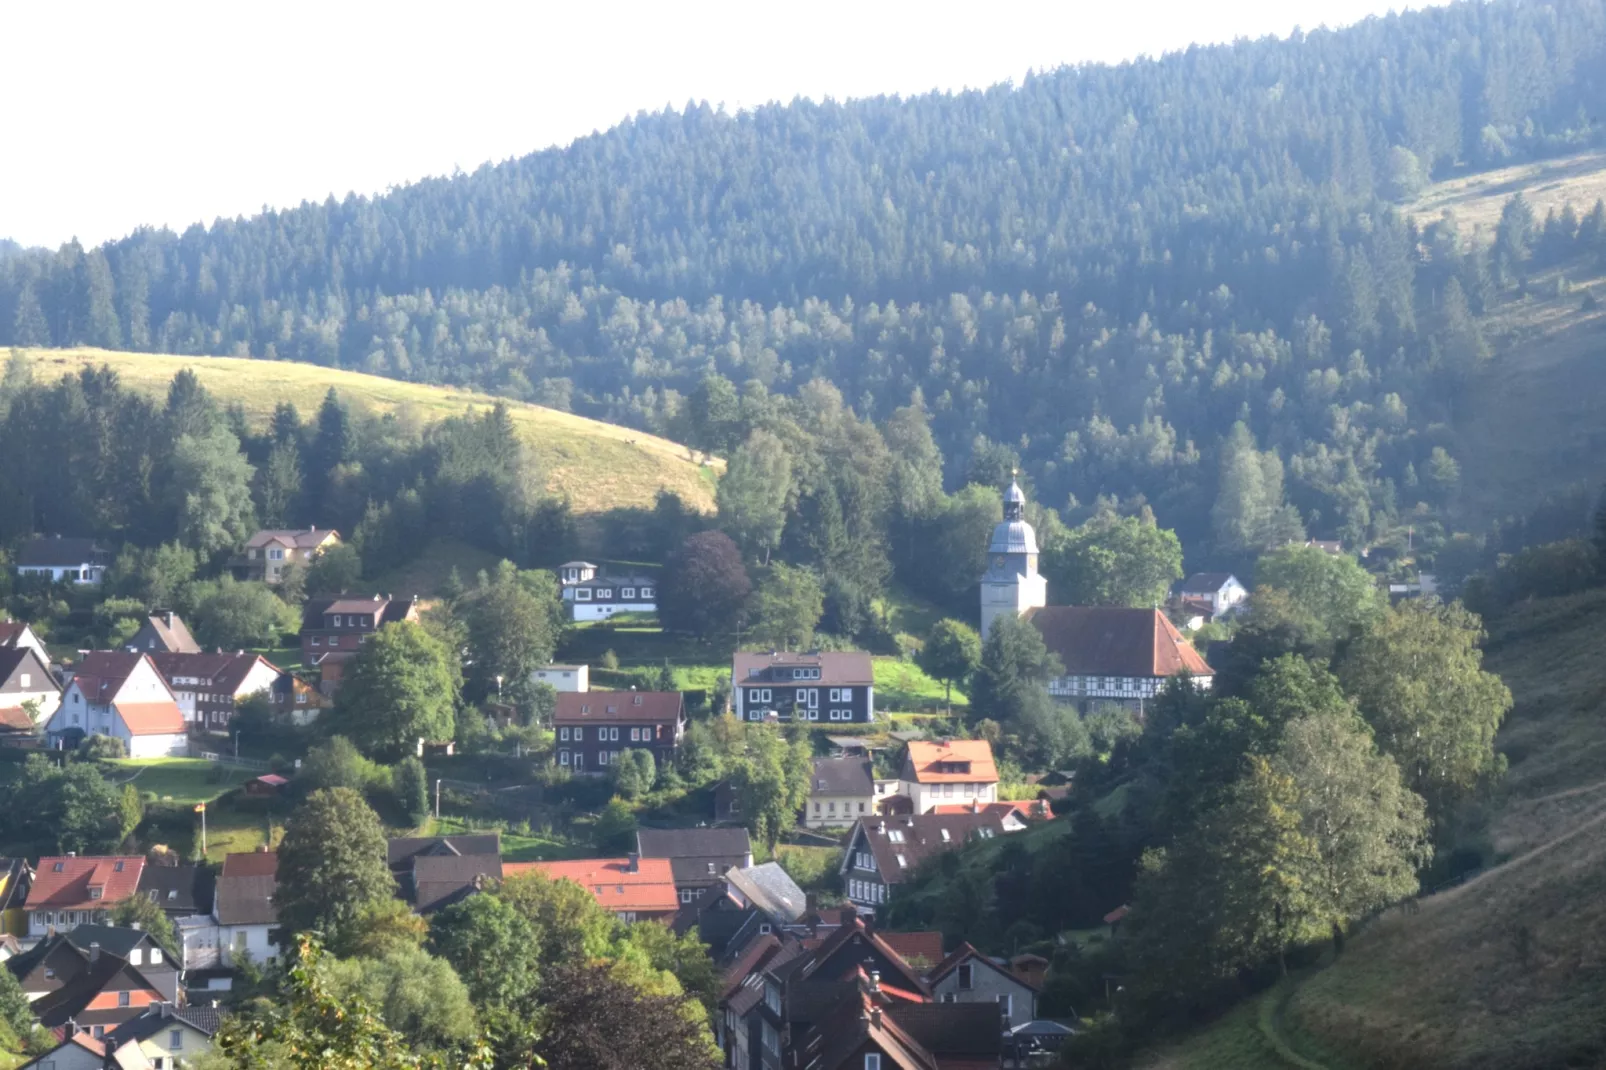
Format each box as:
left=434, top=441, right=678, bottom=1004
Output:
left=5, top=0, right=1606, bottom=558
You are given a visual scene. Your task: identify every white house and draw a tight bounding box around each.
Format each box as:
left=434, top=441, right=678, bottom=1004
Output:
left=557, top=561, right=598, bottom=586
left=149, top=651, right=282, bottom=733
left=45, top=651, right=188, bottom=758
left=0, top=619, right=50, bottom=661
left=180, top=849, right=279, bottom=983
left=14, top=537, right=109, bottom=585
left=530, top=664, right=589, bottom=693
left=562, top=574, right=658, bottom=622
left=0, top=646, right=61, bottom=733
left=898, top=740, right=999, bottom=814
left=1178, top=572, right=1249, bottom=620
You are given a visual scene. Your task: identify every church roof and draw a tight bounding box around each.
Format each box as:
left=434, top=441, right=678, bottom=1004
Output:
left=1025, top=606, right=1213, bottom=679
left=988, top=519, right=1038, bottom=555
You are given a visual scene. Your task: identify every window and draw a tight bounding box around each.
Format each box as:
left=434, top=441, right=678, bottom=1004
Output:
left=310, top=636, right=321, bottom=647
left=896, top=853, right=908, bottom=867
left=828, top=801, right=836, bottom=813
left=629, top=727, right=638, bottom=742
left=559, top=750, right=570, bottom=766
left=958, top=963, right=974, bottom=990
left=269, top=548, right=284, bottom=560
left=808, top=709, right=818, bottom=720
left=940, top=828, right=950, bottom=842
left=859, top=802, right=866, bottom=812
left=52, top=862, right=64, bottom=873
left=680, top=889, right=692, bottom=904
left=887, top=830, right=904, bottom=843
left=829, top=688, right=840, bottom=702
left=118, top=991, right=131, bottom=1007
left=114, top=860, right=125, bottom=872
left=560, top=727, right=569, bottom=741
left=707, top=862, right=716, bottom=874
left=295, top=692, right=306, bottom=705
left=865, top=1055, right=881, bottom=1070
left=169, top=1028, right=184, bottom=1051
left=575, top=588, right=592, bottom=601
left=131, top=948, right=143, bottom=965
left=90, top=887, right=103, bottom=900
left=998, top=993, right=1013, bottom=1020
left=598, top=751, right=609, bottom=766
left=622, top=587, right=636, bottom=599
left=19, top=673, right=28, bottom=688
left=573, top=727, right=583, bottom=740
left=942, top=992, right=957, bottom=1004
left=641, top=587, right=654, bottom=599
left=150, top=947, right=162, bottom=964
left=756, top=688, right=771, bottom=703
left=814, top=802, right=821, bottom=813
left=807, top=688, right=818, bottom=707
left=596, top=587, right=613, bottom=600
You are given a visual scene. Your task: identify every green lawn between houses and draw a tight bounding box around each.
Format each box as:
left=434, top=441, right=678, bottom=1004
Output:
left=105, top=757, right=251, bottom=805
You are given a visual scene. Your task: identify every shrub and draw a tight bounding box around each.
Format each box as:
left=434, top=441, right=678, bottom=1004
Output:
left=77, top=734, right=127, bottom=760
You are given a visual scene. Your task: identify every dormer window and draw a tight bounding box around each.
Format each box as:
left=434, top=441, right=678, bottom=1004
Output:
left=52, top=862, right=64, bottom=873
left=632, top=695, right=642, bottom=706
left=90, top=887, right=103, bottom=900
left=114, top=861, right=125, bottom=872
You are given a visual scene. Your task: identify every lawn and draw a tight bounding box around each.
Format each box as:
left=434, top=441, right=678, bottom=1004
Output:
left=873, top=656, right=966, bottom=713
left=364, top=536, right=504, bottom=599
left=107, top=757, right=251, bottom=805
left=21, top=346, right=719, bottom=516
left=431, top=815, right=592, bottom=863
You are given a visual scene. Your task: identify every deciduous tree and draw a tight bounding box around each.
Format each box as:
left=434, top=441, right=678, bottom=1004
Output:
left=333, top=621, right=459, bottom=759
left=1042, top=513, right=1183, bottom=608
left=659, top=531, right=751, bottom=643
left=275, top=788, right=396, bottom=944
left=916, top=618, right=981, bottom=712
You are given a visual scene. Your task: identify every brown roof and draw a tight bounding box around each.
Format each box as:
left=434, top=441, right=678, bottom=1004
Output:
left=411, top=854, right=503, bottom=913
left=114, top=701, right=185, bottom=735
left=903, top=741, right=998, bottom=785
left=0, top=706, right=34, bottom=732
left=387, top=835, right=501, bottom=869
left=879, top=931, right=945, bottom=968
left=139, top=612, right=200, bottom=654
left=731, top=650, right=874, bottom=686
left=635, top=827, right=752, bottom=887
left=0, top=621, right=35, bottom=647
left=1024, top=606, right=1212, bottom=678
left=149, top=651, right=278, bottom=695
left=553, top=691, right=684, bottom=724
left=67, top=651, right=151, bottom=704
left=301, top=595, right=418, bottom=631
left=16, top=537, right=108, bottom=567
left=216, top=852, right=278, bottom=925
left=246, top=528, right=339, bottom=549
left=26, top=856, right=145, bottom=911
left=850, top=814, right=1007, bottom=886
left=1180, top=572, right=1239, bottom=594
left=927, top=941, right=1040, bottom=992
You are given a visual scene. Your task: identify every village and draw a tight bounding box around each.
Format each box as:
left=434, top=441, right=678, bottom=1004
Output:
left=0, top=473, right=1421, bottom=1070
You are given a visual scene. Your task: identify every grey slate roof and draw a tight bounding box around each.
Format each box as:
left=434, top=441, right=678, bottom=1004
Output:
left=724, top=862, right=806, bottom=924
left=810, top=757, right=874, bottom=796
left=16, top=536, right=108, bottom=567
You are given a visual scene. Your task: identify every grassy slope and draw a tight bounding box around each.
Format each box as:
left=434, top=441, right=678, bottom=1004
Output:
left=1143, top=588, right=1606, bottom=1070
left=17, top=346, right=719, bottom=516
left=1402, top=153, right=1606, bottom=524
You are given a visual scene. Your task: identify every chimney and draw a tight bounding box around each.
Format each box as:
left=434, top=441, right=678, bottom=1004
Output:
left=625, top=852, right=639, bottom=873
left=89, top=942, right=101, bottom=963
left=163, top=611, right=174, bottom=627
left=67, top=851, right=76, bottom=858
left=309, top=525, right=316, bottom=532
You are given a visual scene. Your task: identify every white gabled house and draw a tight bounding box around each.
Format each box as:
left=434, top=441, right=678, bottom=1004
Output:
left=45, top=651, right=188, bottom=758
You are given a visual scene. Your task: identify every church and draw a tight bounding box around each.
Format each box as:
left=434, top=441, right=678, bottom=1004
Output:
left=982, top=479, right=1213, bottom=709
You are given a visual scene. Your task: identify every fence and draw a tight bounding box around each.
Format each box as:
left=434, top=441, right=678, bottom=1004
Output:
left=196, top=751, right=273, bottom=773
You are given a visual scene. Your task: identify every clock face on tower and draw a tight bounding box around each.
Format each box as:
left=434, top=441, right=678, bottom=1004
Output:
left=993, top=556, right=1007, bottom=570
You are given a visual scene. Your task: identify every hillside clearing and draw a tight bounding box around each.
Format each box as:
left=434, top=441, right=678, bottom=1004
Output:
left=1406, top=149, right=1606, bottom=236
left=1145, top=589, right=1606, bottom=1069
left=15, top=346, right=719, bottom=516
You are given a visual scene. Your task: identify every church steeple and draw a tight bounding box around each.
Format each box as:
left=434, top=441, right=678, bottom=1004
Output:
left=980, top=474, right=1047, bottom=640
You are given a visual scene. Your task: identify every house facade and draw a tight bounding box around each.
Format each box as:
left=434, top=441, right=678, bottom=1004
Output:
left=1028, top=605, right=1213, bottom=708
left=0, top=646, right=62, bottom=734
left=123, top=611, right=201, bottom=655
left=507, top=855, right=679, bottom=922
left=0, top=620, right=50, bottom=661
left=7, top=924, right=180, bottom=1038
left=927, top=942, right=1039, bottom=1026
left=14, top=537, right=109, bottom=585
left=150, top=652, right=282, bottom=733
left=1178, top=572, right=1249, bottom=620
left=300, top=594, right=420, bottom=693
left=553, top=690, right=685, bottom=773
left=268, top=670, right=331, bottom=726
left=530, top=664, right=589, bottom=693
left=25, top=856, right=145, bottom=935
left=731, top=651, right=874, bottom=725
left=45, top=652, right=187, bottom=758
left=805, top=757, right=877, bottom=829
left=232, top=528, right=341, bottom=585
left=839, top=814, right=1006, bottom=911
left=210, top=850, right=280, bottom=967
left=561, top=573, right=658, bottom=621
left=898, top=740, right=999, bottom=814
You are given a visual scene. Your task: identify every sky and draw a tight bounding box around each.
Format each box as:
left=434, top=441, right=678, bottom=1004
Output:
left=3, top=0, right=1423, bottom=249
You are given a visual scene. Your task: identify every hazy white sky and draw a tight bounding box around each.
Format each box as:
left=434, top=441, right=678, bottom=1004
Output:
left=3, top=0, right=1420, bottom=249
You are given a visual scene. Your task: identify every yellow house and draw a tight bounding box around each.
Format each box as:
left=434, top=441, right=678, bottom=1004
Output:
left=233, top=528, right=342, bottom=585
left=0, top=858, right=30, bottom=936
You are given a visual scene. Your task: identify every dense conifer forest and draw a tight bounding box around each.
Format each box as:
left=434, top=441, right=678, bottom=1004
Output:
left=4, top=0, right=1606, bottom=562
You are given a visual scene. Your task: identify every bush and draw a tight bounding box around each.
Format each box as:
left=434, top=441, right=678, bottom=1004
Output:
left=77, top=734, right=127, bottom=760
left=393, top=757, right=430, bottom=826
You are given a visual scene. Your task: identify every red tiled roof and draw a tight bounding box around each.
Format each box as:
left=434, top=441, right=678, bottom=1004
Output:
left=221, top=851, right=279, bottom=878
left=26, top=856, right=145, bottom=911
left=505, top=857, right=679, bottom=914
left=68, top=651, right=149, bottom=704
left=150, top=652, right=280, bottom=695
left=553, top=691, right=684, bottom=724
left=114, top=701, right=185, bottom=735
left=879, top=931, right=945, bottom=968
left=1025, top=606, right=1213, bottom=678
left=0, top=706, right=34, bottom=731
left=904, top=741, right=998, bottom=784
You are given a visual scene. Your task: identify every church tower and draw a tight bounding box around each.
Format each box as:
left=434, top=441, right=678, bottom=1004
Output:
left=980, top=477, right=1048, bottom=640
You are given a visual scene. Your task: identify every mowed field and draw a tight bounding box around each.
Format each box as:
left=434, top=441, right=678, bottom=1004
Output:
left=1141, top=589, right=1606, bottom=1070
left=1405, top=149, right=1606, bottom=235
left=17, top=347, right=719, bottom=516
